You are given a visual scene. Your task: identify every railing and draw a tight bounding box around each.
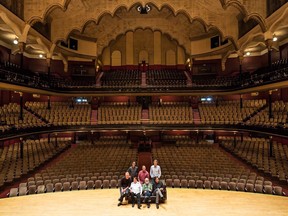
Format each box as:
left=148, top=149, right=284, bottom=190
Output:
left=0, top=65, right=288, bottom=92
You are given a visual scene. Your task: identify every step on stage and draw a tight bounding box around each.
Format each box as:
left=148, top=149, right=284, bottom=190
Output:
left=0, top=189, right=287, bottom=216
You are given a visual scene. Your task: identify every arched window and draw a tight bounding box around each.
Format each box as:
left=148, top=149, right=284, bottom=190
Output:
left=111, top=50, right=121, bottom=66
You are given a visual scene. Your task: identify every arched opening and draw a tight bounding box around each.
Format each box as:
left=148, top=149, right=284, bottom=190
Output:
left=139, top=50, right=149, bottom=64
left=166, top=50, right=176, bottom=65
left=111, top=50, right=121, bottom=66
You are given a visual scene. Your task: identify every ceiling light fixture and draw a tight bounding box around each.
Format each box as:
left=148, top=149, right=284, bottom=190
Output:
left=273, top=35, right=278, bottom=42
left=13, top=38, right=18, bottom=45
left=39, top=54, right=43, bottom=58
left=137, top=4, right=151, bottom=14
left=246, top=52, right=251, bottom=56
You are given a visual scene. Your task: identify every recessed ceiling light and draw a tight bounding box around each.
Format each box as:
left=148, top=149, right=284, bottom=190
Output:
left=13, top=38, right=18, bottom=45
left=39, top=54, right=43, bottom=58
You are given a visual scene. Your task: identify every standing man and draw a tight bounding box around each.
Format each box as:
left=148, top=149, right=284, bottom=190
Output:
left=142, top=178, right=153, bottom=208
left=152, top=177, right=165, bottom=209
left=127, top=161, right=138, bottom=180
left=138, top=165, right=149, bottom=184
left=130, top=177, right=142, bottom=209
left=150, top=159, right=161, bottom=184
left=118, top=172, right=132, bottom=206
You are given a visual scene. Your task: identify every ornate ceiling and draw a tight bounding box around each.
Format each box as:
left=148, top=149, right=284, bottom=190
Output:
left=0, top=0, right=287, bottom=65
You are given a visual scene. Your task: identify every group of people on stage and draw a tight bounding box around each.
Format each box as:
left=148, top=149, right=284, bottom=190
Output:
left=118, top=159, right=165, bottom=209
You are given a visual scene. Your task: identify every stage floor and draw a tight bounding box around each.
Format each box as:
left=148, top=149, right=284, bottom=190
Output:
left=0, top=189, right=287, bottom=216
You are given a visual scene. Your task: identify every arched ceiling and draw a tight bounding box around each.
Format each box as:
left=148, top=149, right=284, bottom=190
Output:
left=69, top=5, right=221, bottom=55
left=0, top=0, right=287, bottom=62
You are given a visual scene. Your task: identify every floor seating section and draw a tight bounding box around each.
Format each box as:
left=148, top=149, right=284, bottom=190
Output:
left=199, top=99, right=266, bottom=124
left=101, top=70, right=141, bottom=87
left=149, top=102, right=193, bottom=124
left=245, top=100, right=288, bottom=128
left=152, top=145, right=284, bottom=195
left=219, top=136, right=288, bottom=183
left=0, top=103, right=46, bottom=132
left=25, top=102, right=91, bottom=126
left=11, top=140, right=137, bottom=196
left=147, top=70, right=187, bottom=87
left=0, top=138, right=70, bottom=188
left=97, top=102, right=141, bottom=124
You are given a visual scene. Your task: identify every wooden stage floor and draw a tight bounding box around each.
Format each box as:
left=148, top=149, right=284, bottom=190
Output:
left=0, top=189, right=287, bottom=216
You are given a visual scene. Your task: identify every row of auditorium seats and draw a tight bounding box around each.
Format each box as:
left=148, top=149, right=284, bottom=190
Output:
left=151, top=146, right=285, bottom=196
left=25, top=102, right=91, bottom=126
left=101, top=70, right=141, bottom=87
left=98, top=103, right=142, bottom=124
left=148, top=102, right=193, bottom=124
left=0, top=103, right=47, bottom=132
left=0, top=138, right=70, bottom=188
left=7, top=140, right=137, bottom=197
left=246, top=101, right=288, bottom=128
left=219, top=136, right=288, bottom=183
left=147, top=70, right=187, bottom=87
left=199, top=99, right=266, bottom=125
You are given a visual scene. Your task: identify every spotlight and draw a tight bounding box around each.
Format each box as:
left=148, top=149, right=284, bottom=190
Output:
left=13, top=38, right=18, bottom=45
left=137, top=4, right=151, bottom=14
left=273, top=36, right=277, bottom=42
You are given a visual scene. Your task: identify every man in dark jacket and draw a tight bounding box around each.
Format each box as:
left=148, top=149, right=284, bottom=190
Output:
left=118, top=172, right=132, bottom=206
left=127, top=161, right=138, bottom=180
left=152, top=177, right=165, bottom=209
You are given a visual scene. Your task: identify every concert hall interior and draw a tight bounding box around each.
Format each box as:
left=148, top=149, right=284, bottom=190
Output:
left=0, top=1, right=288, bottom=215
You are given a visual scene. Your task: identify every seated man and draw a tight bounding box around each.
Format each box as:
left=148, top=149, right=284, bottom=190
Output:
left=138, top=165, right=149, bottom=184
left=142, top=178, right=153, bottom=208
left=130, top=177, right=142, bottom=209
left=118, top=172, right=131, bottom=206
left=152, top=177, right=165, bottom=209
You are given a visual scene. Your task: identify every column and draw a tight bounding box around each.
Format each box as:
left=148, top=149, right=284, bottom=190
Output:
left=20, top=137, right=23, bottom=159
left=73, top=132, right=77, bottom=144
left=47, top=96, right=51, bottom=110
left=154, top=31, right=162, bottom=65
left=46, top=58, right=51, bottom=81
left=91, top=131, right=94, bottom=145
left=196, top=130, right=199, bottom=144
left=240, top=94, right=243, bottom=109
left=233, top=132, right=237, bottom=148
left=19, top=92, right=23, bottom=121
left=266, top=39, right=273, bottom=70
left=268, top=90, right=272, bottom=118
left=269, top=136, right=273, bottom=157
left=126, top=31, right=134, bottom=65
left=177, top=46, right=185, bottom=69
left=18, top=42, right=26, bottom=69
left=55, top=133, right=58, bottom=148
left=238, top=55, right=244, bottom=81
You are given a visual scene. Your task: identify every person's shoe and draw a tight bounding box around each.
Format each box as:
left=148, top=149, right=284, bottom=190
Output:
left=118, top=198, right=121, bottom=202
left=117, top=202, right=122, bottom=207
left=132, top=203, right=135, bottom=208
left=147, top=203, right=150, bottom=208
left=138, top=204, right=142, bottom=209
left=156, top=204, right=159, bottom=209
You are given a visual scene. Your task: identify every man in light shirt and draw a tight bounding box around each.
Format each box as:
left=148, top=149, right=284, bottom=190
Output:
left=129, top=177, right=142, bottom=209
left=150, top=159, right=161, bottom=184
